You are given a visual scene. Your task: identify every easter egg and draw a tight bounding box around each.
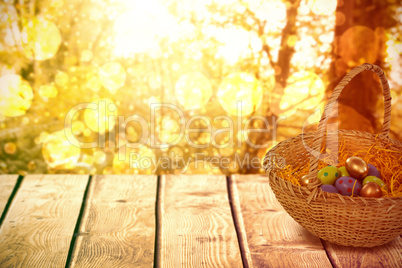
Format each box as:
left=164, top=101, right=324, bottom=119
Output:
left=367, top=163, right=381, bottom=179
left=320, top=184, right=339, bottom=194
left=317, top=166, right=340, bottom=185
left=345, top=156, right=368, bottom=180
left=299, top=175, right=309, bottom=187
left=335, top=176, right=362, bottom=196
left=360, top=182, right=382, bottom=198
left=362, top=176, right=387, bottom=190
left=338, top=166, right=350, bottom=177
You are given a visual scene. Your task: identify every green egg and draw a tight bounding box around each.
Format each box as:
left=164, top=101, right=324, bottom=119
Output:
left=363, top=176, right=387, bottom=190
left=338, top=166, right=350, bottom=177
left=317, top=166, right=340, bottom=185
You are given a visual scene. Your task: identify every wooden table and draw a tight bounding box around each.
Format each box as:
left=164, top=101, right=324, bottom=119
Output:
left=0, top=175, right=401, bottom=267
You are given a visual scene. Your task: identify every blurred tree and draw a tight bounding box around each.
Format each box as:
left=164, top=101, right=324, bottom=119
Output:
left=327, top=0, right=400, bottom=137
left=0, top=0, right=400, bottom=176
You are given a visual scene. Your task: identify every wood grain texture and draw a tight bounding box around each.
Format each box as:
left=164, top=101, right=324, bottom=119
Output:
left=230, top=175, right=332, bottom=267
left=0, top=175, right=19, bottom=216
left=157, top=175, right=242, bottom=267
left=0, top=175, right=88, bottom=268
left=70, top=175, right=157, bottom=268
left=323, top=237, right=402, bottom=268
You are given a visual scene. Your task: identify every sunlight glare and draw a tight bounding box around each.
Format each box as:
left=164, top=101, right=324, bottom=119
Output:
left=215, top=26, right=262, bottom=64
left=308, top=0, right=337, bottom=16
left=113, top=0, right=178, bottom=57
left=244, top=0, right=286, bottom=32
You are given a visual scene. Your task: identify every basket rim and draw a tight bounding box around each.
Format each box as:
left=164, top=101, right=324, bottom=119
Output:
left=263, top=129, right=402, bottom=202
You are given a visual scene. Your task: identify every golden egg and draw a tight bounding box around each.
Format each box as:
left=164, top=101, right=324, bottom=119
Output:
left=360, top=182, right=382, bottom=198
left=299, top=175, right=310, bottom=187
left=345, top=156, right=368, bottom=180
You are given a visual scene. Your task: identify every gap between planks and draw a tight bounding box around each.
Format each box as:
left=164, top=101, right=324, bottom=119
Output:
left=68, top=175, right=157, bottom=268
left=227, top=176, right=253, bottom=268
left=228, top=175, right=333, bottom=267
left=156, top=175, right=243, bottom=267
left=0, top=175, right=89, bottom=268
left=0, top=175, right=22, bottom=227
left=65, top=175, right=93, bottom=268
left=155, top=175, right=163, bottom=268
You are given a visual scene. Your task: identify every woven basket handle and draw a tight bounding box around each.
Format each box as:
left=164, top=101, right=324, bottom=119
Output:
left=307, top=63, right=392, bottom=189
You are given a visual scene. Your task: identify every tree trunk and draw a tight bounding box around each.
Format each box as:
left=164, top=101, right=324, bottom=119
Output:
left=327, top=0, right=398, bottom=133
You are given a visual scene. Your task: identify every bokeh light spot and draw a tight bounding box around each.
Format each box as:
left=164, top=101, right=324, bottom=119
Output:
left=94, top=150, right=107, bottom=164
left=218, top=72, right=263, bottom=116
left=72, top=121, right=85, bottom=136
left=55, top=71, right=69, bottom=86
left=22, top=17, right=62, bottom=60
left=215, top=26, right=262, bottom=64
left=39, top=85, right=58, bottom=98
left=339, top=26, right=378, bottom=66
left=244, top=0, right=286, bottom=31
left=308, top=0, right=337, bottom=16
left=113, top=146, right=155, bottom=174
left=175, top=72, right=212, bottom=110
left=279, top=71, right=325, bottom=115
left=42, top=130, right=81, bottom=169
left=80, top=49, right=93, bottom=62
left=4, top=142, right=17, bottom=154
left=99, top=62, right=126, bottom=93
left=112, top=2, right=177, bottom=57
left=0, top=74, right=33, bottom=117
left=84, top=98, right=118, bottom=133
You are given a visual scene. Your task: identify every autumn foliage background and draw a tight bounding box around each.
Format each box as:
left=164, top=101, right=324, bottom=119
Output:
left=0, top=0, right=401, bottom=175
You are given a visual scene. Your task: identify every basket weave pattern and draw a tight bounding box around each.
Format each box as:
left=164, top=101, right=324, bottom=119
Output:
left=264, top=64, right=402, bottom=247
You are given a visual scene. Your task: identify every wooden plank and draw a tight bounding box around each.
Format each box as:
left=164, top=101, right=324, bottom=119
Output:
left=69, top=175, right=157, bottom=268
left=230, top=175, right=333, bottom=267
left=157, top=175, right=242, bottom=267
left=0, top=175, right=88, bottom=268
left=0, top=175, right=19, bottom=216
left=323, top=238, right=402, bottom=267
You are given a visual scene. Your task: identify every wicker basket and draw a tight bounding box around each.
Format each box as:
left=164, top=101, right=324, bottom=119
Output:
left=263, top=63, right=402, bottom=247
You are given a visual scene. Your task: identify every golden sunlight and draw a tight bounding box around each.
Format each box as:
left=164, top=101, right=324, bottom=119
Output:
left=112, top=0, right=177, bottom=57
left=215, top=26, right=262, bottom=64
left=0, top=74, right=33, bottom=117
left=99, top=62, right=126, bottom=93
left=1, top=0, right=401, bottom=178
left=279, top=71, right=325, bottom=116
left=175, top=72, right=212, bottom=110
left=84, top=98, right=118, bottom=133
left=42, top=130, right=81, bottom=169
left=308, top=0, right=337, bottom=16
left=39, top=85, right=58, bottom=99
left=244, top=0, right=286, bottom=31
left=113, top=146, right=155, bottom=174
left=22, top=17, right=61, bottom=60
left=218, top=72, right=263, bottom=116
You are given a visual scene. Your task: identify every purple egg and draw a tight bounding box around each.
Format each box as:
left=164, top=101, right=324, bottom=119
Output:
left=367, top=164, right=381, bottom=179
left=335, top=176, right=362, bottom=196
left=320, top=184, right=339, bottom=194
